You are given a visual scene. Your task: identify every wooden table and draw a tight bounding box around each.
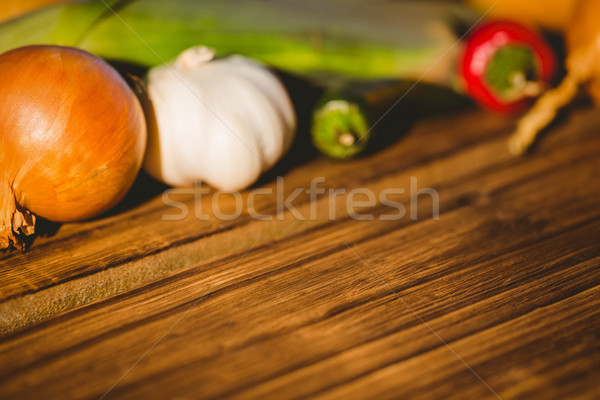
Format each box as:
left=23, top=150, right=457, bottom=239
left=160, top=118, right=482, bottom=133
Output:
left=1, top=105, right=599, bottom=399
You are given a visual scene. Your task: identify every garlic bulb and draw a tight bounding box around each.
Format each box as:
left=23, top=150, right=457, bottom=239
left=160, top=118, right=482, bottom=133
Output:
left=143, top=46, right=296, bottom=190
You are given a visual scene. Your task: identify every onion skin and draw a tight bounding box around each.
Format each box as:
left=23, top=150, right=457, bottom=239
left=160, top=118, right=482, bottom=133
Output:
left=508, top=0, right=600, bottom=155
left=0, top=45, right=146, bottom=249
left=566, top=0, right=600, bottom=106
left=0, top=0, right=74, bottom=23
left=467, top=0, right=577, bottom=31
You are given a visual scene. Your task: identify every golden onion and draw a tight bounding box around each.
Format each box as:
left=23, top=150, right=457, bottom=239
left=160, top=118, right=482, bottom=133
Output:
left=0, top=45, right=146, bottom=249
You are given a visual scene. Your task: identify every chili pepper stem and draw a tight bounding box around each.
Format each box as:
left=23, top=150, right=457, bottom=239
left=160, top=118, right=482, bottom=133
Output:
left=508, top=71, right=543, bottom=98
left=508, top=73, right=579, bottom=155
left=337, top=132, right=357, bottom=147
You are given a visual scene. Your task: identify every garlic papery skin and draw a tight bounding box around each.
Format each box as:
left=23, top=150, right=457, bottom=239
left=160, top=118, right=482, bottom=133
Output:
left=143, top=46, right=296, bottom=191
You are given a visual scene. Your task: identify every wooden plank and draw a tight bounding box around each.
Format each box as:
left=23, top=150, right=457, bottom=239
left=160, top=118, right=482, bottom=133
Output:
left=2, top=107, right=599, bottom=334
left=0, top=107, right=599, bottom=399
left=0, top=213, right=598, bottom=399
left=0, top=109, right=514, bottom=332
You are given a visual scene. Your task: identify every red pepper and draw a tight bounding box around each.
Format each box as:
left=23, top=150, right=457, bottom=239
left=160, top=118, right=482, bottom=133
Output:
left=460, top=20, right=557, bottom=113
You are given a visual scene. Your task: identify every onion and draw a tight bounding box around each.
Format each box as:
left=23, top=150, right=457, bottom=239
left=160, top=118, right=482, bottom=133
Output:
left=0, top=45, right=146, bottom=250
left=509, top=0, right=600, bottom=154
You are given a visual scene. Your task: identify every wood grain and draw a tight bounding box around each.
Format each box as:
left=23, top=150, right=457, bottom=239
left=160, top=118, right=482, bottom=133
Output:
left=1, top=106, right=599, bottom=399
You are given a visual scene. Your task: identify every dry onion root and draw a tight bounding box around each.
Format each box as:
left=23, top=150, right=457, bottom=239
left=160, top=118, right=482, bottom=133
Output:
left=0, top=45, right=146, bottom=250
left=509, top=75, right=580, bottom=155
left=509, top=0, right=600, bottom=155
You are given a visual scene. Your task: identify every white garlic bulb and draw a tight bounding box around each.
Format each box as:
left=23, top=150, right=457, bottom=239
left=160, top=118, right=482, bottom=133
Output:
left=143, top=46, right=296, bottom=190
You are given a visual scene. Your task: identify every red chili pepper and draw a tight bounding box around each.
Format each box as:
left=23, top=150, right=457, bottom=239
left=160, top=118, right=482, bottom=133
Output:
left=460, top=20, right=557, bottom=113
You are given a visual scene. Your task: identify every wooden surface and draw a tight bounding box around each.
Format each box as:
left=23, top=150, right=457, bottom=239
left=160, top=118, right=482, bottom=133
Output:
left=1, top=105, right=599, bottom=399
